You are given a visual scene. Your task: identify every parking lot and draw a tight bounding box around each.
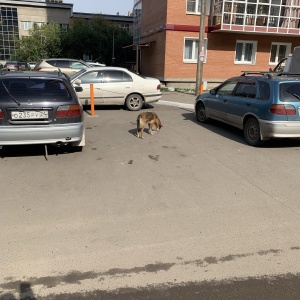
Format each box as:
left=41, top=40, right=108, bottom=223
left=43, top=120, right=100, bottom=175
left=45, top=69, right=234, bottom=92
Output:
left=1, top=99, right=300, bottom=299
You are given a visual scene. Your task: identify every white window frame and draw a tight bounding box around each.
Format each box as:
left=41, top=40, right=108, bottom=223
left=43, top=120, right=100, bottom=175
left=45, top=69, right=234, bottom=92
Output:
left=183, top=37, right=208, bottom=64
left=20, top=21, right=32, bottom=30
left=35, top=22, right=45, bottom=28
left=269, top=42, right=291, bottom=66
left=186, top=0, right=211, bottom=15
left=234, top=40, right=257, bottom=65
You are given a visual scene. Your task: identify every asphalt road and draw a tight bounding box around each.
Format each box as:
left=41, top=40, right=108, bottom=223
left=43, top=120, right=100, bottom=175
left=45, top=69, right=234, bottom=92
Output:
left=1, top=103, right=300, bottom=299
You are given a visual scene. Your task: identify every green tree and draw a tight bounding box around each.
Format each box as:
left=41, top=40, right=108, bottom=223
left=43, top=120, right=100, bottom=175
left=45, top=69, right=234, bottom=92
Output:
left=61, top=16, right=134, bottom=66
left=14, top=23, right=62, bottom=62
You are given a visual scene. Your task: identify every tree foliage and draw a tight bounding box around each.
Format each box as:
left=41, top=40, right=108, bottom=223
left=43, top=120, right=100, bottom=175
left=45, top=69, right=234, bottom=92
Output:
left=13, top=16, right=134, bottom=66
left=14, top=23, right=62, bottom=62
left=61, top=16, right=134, bottom=65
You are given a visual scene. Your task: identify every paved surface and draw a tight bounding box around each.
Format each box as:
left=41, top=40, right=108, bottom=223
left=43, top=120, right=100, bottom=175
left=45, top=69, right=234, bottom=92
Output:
left=158, top=91, right=195, bottom=109
left=3, top=98, right=300, bottom=299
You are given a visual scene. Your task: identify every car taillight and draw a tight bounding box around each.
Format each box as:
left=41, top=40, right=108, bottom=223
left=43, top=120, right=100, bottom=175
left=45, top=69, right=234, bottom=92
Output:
left=0, top=109, right=3, bottom=119
left=56, top=105, right=82, bottom=117
left=157, top=84, right=161, bottom=90
left=35, top=67, right=42, bottom=71
left=270, top=104, right=296, bottom=115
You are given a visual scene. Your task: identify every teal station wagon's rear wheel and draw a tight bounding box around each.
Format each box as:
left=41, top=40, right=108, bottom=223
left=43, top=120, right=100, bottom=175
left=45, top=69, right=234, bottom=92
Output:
left=244, top=118, right=263, bottom=146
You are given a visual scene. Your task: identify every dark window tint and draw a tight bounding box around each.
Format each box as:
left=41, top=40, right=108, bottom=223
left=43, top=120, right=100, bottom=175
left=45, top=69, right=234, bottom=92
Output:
left=0, top=79, right=71, bottom=102
left=54, top=60, right=70, bottom=68
left=235, top=83, right=256, bottom=98
left=103, top=70, right=132, bottom=83
left=280, top=82, right=300, bottom=102
left=258, top=81, right=270, bottom=100
left=45, top=60, right=56, bottom=67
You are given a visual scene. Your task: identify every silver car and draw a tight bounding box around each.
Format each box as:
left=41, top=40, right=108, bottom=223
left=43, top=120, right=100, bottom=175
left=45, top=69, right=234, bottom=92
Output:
left=0, top=71, right=85, bottom=150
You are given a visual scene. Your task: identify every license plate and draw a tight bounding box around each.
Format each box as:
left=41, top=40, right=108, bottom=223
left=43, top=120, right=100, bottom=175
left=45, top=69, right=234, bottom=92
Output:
left=11, top=110, right=48, bottom=120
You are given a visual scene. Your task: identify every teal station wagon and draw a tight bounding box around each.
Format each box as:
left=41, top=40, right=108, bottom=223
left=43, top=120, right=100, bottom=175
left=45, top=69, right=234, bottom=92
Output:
left=195, top=71, right=300, bottom=146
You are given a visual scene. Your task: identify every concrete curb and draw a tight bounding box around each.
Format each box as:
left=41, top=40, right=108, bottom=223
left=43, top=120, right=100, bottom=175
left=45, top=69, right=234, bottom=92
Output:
left=157, top=100, right=194, bottom=110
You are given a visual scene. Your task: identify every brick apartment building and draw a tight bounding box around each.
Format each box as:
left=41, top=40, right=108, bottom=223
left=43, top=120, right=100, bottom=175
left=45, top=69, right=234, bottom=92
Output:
left=133, top=0, right=300, bottom=88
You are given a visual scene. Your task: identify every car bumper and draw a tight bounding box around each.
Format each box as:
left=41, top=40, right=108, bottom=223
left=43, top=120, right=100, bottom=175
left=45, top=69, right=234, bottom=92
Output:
left=0, top=123, right=84, bottom=146
left=144, top=93, right=162, bottom=103
left=260, top=120, right=300, bottom=139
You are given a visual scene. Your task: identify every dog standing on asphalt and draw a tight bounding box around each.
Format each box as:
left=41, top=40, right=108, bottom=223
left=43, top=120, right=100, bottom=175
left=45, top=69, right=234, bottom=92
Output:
left=136, top=112, right=163, bottom=139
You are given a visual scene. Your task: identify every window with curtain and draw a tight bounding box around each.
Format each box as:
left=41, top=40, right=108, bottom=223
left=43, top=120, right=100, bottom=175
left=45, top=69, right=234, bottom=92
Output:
left=184, top=38, right=207, bottom=63
left=269, top=43, right=291, bottom=65
left=235, top=40, right=257, bottom=64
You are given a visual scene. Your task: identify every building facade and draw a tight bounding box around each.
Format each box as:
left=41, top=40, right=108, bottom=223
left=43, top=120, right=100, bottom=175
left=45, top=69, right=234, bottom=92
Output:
left=134, top=0, right=300, bottom=88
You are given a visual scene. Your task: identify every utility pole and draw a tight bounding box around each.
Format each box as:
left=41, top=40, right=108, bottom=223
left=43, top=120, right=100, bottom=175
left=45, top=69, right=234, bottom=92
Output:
left=195, top=0, right=206, bottom=96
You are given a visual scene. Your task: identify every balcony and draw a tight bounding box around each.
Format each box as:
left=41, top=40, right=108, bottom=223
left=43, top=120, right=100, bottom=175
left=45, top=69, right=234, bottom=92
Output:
left=210, top=0, right=300, bottom=36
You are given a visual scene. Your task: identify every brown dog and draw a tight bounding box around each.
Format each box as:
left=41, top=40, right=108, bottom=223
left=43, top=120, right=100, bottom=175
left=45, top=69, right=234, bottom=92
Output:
left=136, top=112, right=162, bottom=139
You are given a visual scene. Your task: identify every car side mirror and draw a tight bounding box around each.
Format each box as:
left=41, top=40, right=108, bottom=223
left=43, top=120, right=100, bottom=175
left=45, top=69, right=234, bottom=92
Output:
left=74, top=79, right=81, bottom=85
left=210, top=89, right=216, bottom=95
left=74, top=86, right=83, bottom=92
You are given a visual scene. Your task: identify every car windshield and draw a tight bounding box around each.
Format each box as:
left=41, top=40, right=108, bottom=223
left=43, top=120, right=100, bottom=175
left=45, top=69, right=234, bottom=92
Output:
left=69, top=69, right=87, bottom=81
left=0, top=78, right=72, bottom=102
left=280, top=82, right=300, bottom=102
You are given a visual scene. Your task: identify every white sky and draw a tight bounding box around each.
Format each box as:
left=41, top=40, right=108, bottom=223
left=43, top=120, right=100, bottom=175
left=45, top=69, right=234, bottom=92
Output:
left=64, top=0, right=134, bottom=15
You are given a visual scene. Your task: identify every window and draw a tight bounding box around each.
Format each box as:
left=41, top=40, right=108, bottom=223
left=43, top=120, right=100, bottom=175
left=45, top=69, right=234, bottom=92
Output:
left=235, top=83, right=256, bottom=98
left=79, top=71, right=102, bottom=84
left=55, top=60, right=70, bottom=68
left=280, top=82, right=300, bottom=102
left=20, top=21, right=32, bottom=30
left=258, top=81, right=270, bottom=100
left=184, top=38, right=207, bottom=63
left=186, top=0, right=211, bottom=14
left=269, top=43, right=291, bottom=65
left=35, top=22, right=45, bottom=28
left=103, top=71, right=132, bottom=83
left=217, top=81, right=238, bottom=96
left=70, top=61, right=87, bottom=69
left=235, top=40, right=257, bottom=64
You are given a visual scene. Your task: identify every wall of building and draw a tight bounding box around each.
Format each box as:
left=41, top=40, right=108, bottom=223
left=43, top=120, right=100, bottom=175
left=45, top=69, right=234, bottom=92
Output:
left=205, top=32, right=298, bottom=80
left=141, top=31, right=166, bottom=78
left=17, top=6, right=71, bottom=36
left=138, top=0, right=300, bottom=89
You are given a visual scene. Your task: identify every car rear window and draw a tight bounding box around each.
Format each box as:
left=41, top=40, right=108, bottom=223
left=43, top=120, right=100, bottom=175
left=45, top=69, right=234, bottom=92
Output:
left=0, top=78, right=72, bottom=102
left=280, top=82, right=300, bottom=102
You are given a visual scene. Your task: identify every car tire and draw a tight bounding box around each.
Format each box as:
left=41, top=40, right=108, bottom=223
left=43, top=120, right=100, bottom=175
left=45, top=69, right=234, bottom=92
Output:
left=196, top=104, right=208, bottom=123
left=125, top=94, right=143, bottom=111
left=244, top=118, right=263, bottom=146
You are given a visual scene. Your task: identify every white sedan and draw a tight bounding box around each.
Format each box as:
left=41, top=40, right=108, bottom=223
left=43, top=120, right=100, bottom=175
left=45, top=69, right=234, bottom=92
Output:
left=70, top=67, right=162, bottom=111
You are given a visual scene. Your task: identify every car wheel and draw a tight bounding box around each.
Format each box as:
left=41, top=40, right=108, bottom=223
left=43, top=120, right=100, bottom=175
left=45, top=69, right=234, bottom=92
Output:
left=196, top=104, right=208, bottom=123
left=244, top=118, right=263, bottom=146
left=125, top=94, right=143, bottom=111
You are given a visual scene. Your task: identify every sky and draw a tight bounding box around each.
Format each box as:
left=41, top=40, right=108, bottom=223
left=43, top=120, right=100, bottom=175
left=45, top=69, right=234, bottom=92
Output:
left=64, top=0, right=134, bottom=16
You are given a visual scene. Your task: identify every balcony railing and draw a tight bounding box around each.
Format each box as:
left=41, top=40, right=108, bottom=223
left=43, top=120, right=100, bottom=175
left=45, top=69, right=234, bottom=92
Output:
left=210, top=0, right=300, bottom=35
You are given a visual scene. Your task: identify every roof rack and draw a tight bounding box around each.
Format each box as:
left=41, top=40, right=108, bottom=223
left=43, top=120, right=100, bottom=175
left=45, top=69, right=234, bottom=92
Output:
left=241, top=70, right=284, bottom=79
left=279, top=72, right=300, bottom=77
